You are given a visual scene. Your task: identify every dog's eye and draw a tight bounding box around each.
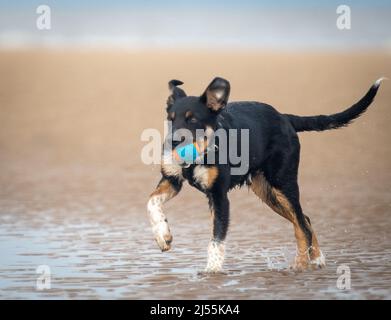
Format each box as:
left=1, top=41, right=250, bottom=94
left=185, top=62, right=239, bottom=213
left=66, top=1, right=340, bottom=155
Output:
left=189, top=117, right=198, bottom=123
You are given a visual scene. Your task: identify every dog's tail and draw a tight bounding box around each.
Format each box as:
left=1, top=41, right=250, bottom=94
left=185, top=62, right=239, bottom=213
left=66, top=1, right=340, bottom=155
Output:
left=285, top=78, right=385, bottom=133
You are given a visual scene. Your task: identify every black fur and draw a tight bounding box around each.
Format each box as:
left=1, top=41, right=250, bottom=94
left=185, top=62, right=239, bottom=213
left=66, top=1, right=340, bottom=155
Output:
left=158, top=77, right=383, bottom=255
left=286, top=81, right=382, bottom=132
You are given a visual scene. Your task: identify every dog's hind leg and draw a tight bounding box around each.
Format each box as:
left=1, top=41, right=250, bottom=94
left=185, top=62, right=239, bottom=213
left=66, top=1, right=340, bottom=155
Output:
left=147, top=176, right=182, bottom=252
left=302, top=213, right=324, bottom=268
left=250, top=172, right=325, bottom=271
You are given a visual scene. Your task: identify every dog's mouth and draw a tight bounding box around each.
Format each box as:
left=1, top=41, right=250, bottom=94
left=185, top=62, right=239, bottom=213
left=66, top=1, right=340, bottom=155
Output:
left=163, top=127, right=216, bottom=166
left=162, top=137, right=213, bottom=167
left=174, top=138, right=210, bottom=153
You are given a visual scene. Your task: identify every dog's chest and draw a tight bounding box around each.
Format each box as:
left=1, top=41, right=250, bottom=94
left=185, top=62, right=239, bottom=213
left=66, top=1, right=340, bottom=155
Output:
left=162, top=162, right=216, bottom=191
left=182, top=165, right=206, bottom=189
left=161, top=150, right=219, bottom=190
left=192, top=165, right=220, bottom=191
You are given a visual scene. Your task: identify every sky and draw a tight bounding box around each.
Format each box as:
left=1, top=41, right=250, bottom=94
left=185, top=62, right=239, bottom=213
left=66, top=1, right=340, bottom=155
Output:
left=0, top=0, right=390, bottom=49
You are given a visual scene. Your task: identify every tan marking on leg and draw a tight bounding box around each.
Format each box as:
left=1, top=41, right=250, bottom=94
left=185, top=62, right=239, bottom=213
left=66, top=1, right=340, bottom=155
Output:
left=250, top=172, right=326, bottom=271
left=150, top=179, right=177, bottom=198
left=293, top=225, right=325, bottom=269
left=292, top=224, right=310, bottom=271
left=300, top=215, right=325, bottom=267
left=250, top=172, right=270, bottom=202
left=147, top=180, right=178, bottom=252
left=273, top=189, right=296, bottom=222
left=307, top=224, right=325, bottom=268
left=250, top=173, right=294, bottom=222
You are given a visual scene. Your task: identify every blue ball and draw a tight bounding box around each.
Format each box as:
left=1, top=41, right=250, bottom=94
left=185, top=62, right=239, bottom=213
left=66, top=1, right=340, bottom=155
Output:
left=174, top=143, right=200, bottom=163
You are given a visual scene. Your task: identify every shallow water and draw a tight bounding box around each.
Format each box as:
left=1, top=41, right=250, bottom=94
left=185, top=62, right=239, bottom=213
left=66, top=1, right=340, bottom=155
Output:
left=0, top=51, right=390, bottom=299
left=0, top=164, right=390, bottom=300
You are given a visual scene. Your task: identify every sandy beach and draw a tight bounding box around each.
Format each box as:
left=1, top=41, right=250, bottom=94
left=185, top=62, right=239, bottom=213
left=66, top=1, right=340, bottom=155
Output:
left=0, top=49, right=390, bottom=299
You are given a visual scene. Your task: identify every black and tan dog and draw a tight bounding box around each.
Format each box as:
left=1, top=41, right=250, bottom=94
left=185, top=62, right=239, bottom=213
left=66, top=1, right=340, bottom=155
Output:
left=147, top=77, right=384, bottom=272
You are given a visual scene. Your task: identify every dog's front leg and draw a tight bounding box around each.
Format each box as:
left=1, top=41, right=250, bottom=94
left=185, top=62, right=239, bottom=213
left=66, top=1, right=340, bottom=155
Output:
left=147, top=176, right=182, bottom=252
left=205, top=191, right=230, bottom=273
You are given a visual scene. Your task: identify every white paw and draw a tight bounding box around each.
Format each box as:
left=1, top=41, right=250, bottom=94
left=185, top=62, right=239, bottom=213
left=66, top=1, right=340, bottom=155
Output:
left=205, top=241, right=225, bottom=273
left=310, top=250, right=326, bottom=269
left=148, top=196, right=173, bottom=252
left=152, top=220, right=172, bottom=252
left=290, top=254, right=310, bottom=272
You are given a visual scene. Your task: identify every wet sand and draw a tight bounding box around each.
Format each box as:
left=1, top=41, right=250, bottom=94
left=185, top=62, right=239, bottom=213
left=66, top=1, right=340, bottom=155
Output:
left=0, top=50, right=390, bottom=299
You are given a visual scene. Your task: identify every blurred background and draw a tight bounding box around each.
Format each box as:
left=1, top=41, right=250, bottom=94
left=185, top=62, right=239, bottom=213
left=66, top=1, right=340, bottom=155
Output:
left=0, top=0, right=390, bottom=299
left=1, top=0, right=391, bottom=49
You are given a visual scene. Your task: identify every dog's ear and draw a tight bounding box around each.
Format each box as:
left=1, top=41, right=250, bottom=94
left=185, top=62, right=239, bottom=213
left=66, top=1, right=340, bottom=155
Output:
left=200, top=77, right=230, bottom=112
left=167, top=80, right=186, bottom=109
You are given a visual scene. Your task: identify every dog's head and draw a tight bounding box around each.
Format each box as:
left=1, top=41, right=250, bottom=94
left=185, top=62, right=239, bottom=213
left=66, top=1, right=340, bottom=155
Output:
left=166, top=77, right=230, bottom=148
